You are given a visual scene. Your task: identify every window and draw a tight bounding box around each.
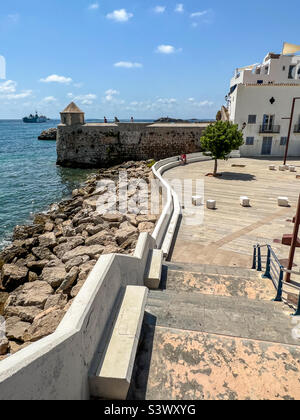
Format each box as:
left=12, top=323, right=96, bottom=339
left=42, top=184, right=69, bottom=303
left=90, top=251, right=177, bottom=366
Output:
left=280, top=137, right=287, bottom=146
left=246, top=137, right=254, bottom=145
left=282, top=66, right=286, bottom=71
left=298, top=67, right=300, bottom=80
left=288, top=65, right=296, bottom=79
left=248, top=115, right=256, bottom=124
left=265, top=66, right=269, bottom=75
left=257, top=80, right=263, bottom=84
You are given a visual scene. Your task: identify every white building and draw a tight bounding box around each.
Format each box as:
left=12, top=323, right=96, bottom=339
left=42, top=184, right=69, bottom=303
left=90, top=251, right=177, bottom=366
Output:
left=228, top=52, right=300, bottom=157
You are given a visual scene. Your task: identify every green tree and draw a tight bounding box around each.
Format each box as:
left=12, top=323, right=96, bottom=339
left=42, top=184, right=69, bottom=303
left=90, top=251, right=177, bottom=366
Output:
left=200, top=121, right=244, bottom=176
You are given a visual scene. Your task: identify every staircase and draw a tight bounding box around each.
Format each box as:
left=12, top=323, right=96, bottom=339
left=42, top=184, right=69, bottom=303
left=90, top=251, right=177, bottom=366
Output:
left=129, top=261, right=300, bottom=400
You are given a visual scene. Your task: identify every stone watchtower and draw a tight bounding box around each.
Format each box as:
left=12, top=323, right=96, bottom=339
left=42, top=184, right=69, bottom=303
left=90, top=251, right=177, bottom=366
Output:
left=60, top=102, right=85, bottom=126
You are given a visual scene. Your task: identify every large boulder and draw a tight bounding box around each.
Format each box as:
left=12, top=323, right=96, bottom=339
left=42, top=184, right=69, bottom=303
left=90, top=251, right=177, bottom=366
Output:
left=38, top=232, right=57, bottom=249
left=5, top=317, right=31, bottom=342
left=65, top=255, right=90, bottom=272
left=44, top=293, right=68, bottom=311
left=4, top=281, right=54, bottom=310
left=115, top=221, right=138, bottom=245
left=1, top=264, right=28, bottom=291
left=23, top=307, right=66, bottom=343
left=4, top=306, right=41, bottom=323
left=62, top=245, right=104, bottom=262
left=38, top=127, right=57, bottom=141
left=56, top=267, right=79, bottom=293
left=85, top=230, right=115, bottom=246
left=53, top=236, right=85, bottom=259
left=42, top=264, right=67, bottom=288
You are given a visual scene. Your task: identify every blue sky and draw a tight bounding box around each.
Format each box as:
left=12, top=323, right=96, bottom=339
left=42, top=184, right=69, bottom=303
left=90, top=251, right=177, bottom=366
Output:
left=0, top=0, right=300, bottom=119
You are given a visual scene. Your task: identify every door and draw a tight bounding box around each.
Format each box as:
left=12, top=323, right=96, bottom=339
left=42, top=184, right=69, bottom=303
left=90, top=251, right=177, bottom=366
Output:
left=263, top=114, right=274, bottom=131
left=262, top=137, right=273, bottom=155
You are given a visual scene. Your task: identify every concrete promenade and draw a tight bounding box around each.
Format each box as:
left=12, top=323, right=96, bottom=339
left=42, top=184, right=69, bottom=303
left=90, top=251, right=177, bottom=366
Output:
left=164, top=157, right=300, bottom=268
left=129, top=157, right=300, bottom=401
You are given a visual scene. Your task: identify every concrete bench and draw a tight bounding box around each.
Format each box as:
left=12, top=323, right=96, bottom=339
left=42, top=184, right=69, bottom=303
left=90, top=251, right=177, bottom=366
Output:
left=278, top=197, right=289, bottom=207
left=144, top=249, right=163, bottom=289
left=269, top=165, right=276, bottom=170
left=89, top=286, right=148, bottom=400
left=289, top=166, right=296, bottom=172
left=240, top=196, right=250, bottom=207
left=207, top=200, right=216, bottom=210
left=192, top=195, right=204, bottom=206
left=279, top=165, right=286, bottom=171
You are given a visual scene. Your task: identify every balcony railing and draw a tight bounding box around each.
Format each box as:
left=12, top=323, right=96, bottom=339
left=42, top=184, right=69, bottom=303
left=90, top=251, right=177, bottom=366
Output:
left=259, top=124, right=280, bottom=134
left=294, top=124, right=300, bottom=133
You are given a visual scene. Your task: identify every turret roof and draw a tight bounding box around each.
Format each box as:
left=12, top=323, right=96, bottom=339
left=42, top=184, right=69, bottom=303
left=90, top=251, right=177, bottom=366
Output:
left=61, top=102, right=84, bottom=113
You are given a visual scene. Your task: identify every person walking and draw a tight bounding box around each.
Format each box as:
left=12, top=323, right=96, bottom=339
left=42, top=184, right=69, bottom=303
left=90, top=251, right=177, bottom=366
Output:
left=104, top=116, right=108, bottom=123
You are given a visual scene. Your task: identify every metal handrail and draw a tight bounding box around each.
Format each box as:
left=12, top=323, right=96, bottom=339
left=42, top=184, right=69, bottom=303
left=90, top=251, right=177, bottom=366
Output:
left=259, top=124, right=281, bottom=133
left=252, top=244, right=300, bottom=316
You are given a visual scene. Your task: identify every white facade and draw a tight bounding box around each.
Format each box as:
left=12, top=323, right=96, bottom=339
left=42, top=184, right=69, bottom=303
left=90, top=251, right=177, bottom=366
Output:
left=228, top=52, right=300, bottom=157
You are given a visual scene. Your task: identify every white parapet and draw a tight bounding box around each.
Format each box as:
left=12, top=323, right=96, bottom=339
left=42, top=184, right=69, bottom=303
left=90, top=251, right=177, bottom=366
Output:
left=144, top=249, right=163, bottom=289
left=269, top=165, right=276, bottom=170
left=89, top=285, right=148, bottom=400
left=192, top=195, right=204, bottom=206
left=240, top=196, right=250, bottom=207
left=279, top=165, right=286, bottom=171
left=289, top=166, right=296, bottom=172
left=207, top=200, right=216, bottom=210
left=278, top=197, right=289, bottom=207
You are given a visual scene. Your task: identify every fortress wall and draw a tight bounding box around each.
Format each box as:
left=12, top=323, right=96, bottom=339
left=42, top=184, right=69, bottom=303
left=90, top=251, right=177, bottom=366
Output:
left=56, top=123, right=208, bottom=168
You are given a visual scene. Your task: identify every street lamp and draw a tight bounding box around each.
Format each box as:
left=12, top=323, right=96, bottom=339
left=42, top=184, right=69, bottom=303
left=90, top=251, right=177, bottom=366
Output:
left=283, top=97, right=300, bottom=165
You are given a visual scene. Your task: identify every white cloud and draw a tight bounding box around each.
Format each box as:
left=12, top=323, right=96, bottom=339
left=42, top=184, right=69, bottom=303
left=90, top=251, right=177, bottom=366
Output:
left=190, top=10, right=208, bottom=18
left=88, top=3, right=99, bottom=10
left=40, top=74, right=73, bottom=84
left=0, top=80, right=32, bottom=100
left=104, top=89, right=120, bottom=102
left=107, top=9, right=133, bottom=22
left=114, top=61, right=143, bottom=69
left=188, top=99, right=214, bottom=107
left=175, top=4, right=184, bottom=13
left=156, top=45, right=182, bottom=54
left=157, top=98, right=177, bottom=104
left=68, top=93, right=97, bottom=105
left=2, top=90, right=32, bottom=100
left=0, top=80, right=17, bottom=93
left=42, top=96, right=57, bottom=103
left=154, top=6, right=166, bottom=14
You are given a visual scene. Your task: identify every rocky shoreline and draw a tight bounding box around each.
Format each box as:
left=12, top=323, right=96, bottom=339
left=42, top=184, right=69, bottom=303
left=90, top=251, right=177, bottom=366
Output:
left=0, top=160, right=158, bottom=360
left=38, top=128, right=57, bottom=141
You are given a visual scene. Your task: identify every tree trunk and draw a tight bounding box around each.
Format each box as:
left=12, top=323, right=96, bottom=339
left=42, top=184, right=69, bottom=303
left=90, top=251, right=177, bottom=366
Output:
left=213, top=159, right=218, bottom=176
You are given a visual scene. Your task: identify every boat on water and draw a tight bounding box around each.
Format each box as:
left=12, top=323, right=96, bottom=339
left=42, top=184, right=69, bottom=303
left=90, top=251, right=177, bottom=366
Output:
left=23, top=112, right=49, bottom=123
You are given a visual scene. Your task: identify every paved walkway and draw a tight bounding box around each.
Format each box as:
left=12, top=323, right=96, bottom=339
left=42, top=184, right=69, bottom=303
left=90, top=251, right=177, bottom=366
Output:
left=164, top=158, right=300, bottom=268
left=129, top=158, right=300, bottom=401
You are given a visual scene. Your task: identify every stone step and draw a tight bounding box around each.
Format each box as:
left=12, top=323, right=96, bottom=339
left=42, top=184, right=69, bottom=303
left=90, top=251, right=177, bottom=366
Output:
left=146, top=290, right=297, bottom=346
left=166, top=261, right=257, bottom=279
left=163, top=266, right=275, bottom=301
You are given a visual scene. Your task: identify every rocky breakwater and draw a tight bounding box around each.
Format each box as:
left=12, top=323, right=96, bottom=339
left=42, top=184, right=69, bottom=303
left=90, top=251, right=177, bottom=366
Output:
left=0, top=160, right=159, bottom=360
left=38, top=128, right=57, bottom=141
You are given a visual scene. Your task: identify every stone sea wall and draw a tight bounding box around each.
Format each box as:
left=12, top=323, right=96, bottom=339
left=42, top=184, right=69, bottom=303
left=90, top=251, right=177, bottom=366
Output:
left=57, top=122, right=208, bottom=168
left=0, top=161, right=158, bottom=359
